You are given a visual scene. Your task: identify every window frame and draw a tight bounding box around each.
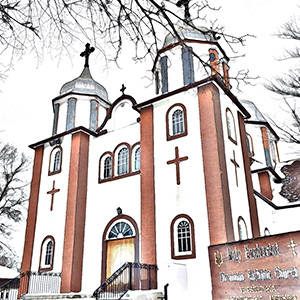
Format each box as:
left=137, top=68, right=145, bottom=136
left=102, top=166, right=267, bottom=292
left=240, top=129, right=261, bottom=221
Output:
left=39, top=235, right=55, bottom=272
left=171, top=214, right=196, bottom=260
left=166, top=103, right=188, bottom=141
left=117, top=147, right=130, bottom=176
left=226, top=108, right=237, bottom=144
left=48, top=146, right=62, bottom=176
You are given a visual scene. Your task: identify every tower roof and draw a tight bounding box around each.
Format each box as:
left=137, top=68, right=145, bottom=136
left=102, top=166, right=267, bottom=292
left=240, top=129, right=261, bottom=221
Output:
left=59, top=66, right=109, bottom=103
left=59, top=43, right=109, bottom=103
left=163, top=24, right=219, bottom=48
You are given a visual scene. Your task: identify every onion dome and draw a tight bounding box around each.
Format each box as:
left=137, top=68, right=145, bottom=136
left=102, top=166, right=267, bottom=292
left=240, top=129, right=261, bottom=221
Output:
left=239, top=100, right=267, bottom=122
left=59, top=43, right=109, bottom=104
left=163, top=24, right=219, bottom=48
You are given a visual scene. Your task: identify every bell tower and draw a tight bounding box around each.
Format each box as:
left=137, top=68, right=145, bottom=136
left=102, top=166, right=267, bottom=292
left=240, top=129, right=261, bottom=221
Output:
left=51, top=43, right=111, bottom=136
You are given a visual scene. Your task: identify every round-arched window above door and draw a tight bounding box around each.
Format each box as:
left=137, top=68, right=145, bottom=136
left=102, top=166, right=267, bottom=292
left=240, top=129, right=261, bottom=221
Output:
left=107, top=221, right=135, bottom=240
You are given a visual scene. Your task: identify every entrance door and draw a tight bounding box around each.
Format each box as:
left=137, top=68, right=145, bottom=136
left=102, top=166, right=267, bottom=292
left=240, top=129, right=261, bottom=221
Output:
left=106, top=237, right=135, bottom=278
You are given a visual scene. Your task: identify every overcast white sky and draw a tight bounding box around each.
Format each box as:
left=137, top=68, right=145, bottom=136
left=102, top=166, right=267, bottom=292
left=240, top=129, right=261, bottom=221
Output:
left=1, top=0, right=299, bottom=159
left=0, top=0, right=300, bottom=269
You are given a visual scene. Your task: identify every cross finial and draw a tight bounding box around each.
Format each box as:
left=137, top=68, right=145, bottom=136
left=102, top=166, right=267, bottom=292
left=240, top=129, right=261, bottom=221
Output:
left=80, top=43, right=95, bottom=68
left=176, top=0, right=191, bottom=22
left=120, top=84, right=126, bottom=95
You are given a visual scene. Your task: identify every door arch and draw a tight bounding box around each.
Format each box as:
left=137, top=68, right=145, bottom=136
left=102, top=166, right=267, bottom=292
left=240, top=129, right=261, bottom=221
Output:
left=101, top=215, right=139, bottom=283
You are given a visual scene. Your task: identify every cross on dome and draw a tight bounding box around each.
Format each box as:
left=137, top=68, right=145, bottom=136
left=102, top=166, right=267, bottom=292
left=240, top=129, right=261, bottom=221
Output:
left=176, top=0, right=191, bottom=22
left=80, top=43, right=95, bottom=68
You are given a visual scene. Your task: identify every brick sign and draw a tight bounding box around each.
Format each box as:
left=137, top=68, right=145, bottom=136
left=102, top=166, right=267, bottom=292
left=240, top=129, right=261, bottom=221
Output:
left=208, top=231, right=300, bottom=300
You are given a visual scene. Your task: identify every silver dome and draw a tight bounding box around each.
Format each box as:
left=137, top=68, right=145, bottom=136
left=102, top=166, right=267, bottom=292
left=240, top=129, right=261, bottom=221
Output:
left=163, top=25, right=218, bottom=48
left=60, top=66, right=109, bottom=103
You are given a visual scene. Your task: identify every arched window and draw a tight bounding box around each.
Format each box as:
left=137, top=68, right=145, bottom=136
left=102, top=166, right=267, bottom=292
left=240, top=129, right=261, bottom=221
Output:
left=226, top=108, right=237, bottom=144
left=166, top=104, right=188, bottom=141
left=39, top=236, right=55, bottom=271
left=107, top=221, right=135, bottom=240
left=49, top=146, right=62, bottom=175
left=264, top=227, right=271, bottom=236
left=238, top=217, right=248, bottom=240
left=171, top=214, right=195, bottom=259
left=117, top=147, right=129, bottom=175
left=172, top=110, right=184, bottom=135
left=104, top=156, right=112, bottom=179
left=177, top=220, right=191, bottom=253
left=45, top=240, right=53, bottom=265
left=246, top=133, right=254, bottom=156
left=134, top=147, right=140, bottom=171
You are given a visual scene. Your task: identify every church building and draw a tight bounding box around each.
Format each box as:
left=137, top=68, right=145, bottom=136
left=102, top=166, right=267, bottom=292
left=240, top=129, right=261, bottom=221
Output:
left=17, top=18, right=300, bottom=300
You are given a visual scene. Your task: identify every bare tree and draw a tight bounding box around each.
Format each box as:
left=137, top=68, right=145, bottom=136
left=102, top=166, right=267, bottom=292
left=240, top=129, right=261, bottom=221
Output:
left=0, top=0, right=251, bottom=82
left=0, top=142, right=30, bottom=268
left=265, top=15, right=300, bottom=144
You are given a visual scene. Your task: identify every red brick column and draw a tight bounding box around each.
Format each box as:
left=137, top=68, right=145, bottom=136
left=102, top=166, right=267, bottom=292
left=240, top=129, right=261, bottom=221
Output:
left=198, top=82, right=234, bottom=245
left=238, top=112, right=260, bottom=238
left=60, top=131, right=89, bottom=293
left=140, top=105, right=157, bottom=266
left=19, top=146, right=44, bottom=298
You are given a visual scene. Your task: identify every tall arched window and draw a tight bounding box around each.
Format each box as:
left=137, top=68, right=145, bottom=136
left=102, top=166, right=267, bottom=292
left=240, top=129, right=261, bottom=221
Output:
left=45, top=240, right=53, bottom=265
left=171, top=214, right=195, bottom=259
left=104, top=156, right=112, bottom=179
left=166, top=104, right=188, bottom=141
left=238, top=217, right=248, bottom=240
left=177, top=220, right=191, bottom=253
left=246, top=133, right=254, bottom=156
left=39, top=236, right=55, bottom=271
left=172, top=110, right=184, bottom=135
left=118, top=147, right=129, bottom=175
left=226, top=108, right=237, bottom=144
left=49, top=146, right=62, bottom=175
left=134, top=147, right=140, bottom=171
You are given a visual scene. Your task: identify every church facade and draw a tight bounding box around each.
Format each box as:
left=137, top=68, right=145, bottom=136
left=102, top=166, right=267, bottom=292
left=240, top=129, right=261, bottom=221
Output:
left=18, top=24, right=300, bottom=300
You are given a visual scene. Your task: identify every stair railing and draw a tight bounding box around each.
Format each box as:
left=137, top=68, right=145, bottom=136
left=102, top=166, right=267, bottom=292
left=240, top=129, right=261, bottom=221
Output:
left=93, top=262, right=158, bottom=300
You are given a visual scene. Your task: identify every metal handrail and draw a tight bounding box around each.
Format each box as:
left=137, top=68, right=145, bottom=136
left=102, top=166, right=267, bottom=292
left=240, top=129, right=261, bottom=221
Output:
left=93, top=262, right=158, bottom=300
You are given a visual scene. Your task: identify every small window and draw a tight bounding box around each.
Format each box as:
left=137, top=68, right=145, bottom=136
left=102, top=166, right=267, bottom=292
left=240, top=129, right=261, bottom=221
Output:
left=117, top=147, right=129, bottom=175
left=166, top=104, right=188, bottom=141
left=171, top=214, right=195, bottom=259
left=49, top=147, right=62, bottom=175
left=39, top=236, right=55, bottom=271
left=226, top=108, right=237, bottom=144
left=238, top=217, right=248, bottom=240
left=134, top=147, right=140, bottom=171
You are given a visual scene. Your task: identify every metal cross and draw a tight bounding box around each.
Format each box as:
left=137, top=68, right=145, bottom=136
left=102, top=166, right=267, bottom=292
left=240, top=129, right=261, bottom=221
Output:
left=80, top=43, right=95, bottom=68
left=176, top=0, right=191, bottom=21
left=230, top=150, right=240, bottom=187
left=288, top=239, right=298, bottom=258
left=120, top=84, right=126, bottom=95
left=47, top=180, right=60, bottom=211
left=167, top=147, right=188, bottom=185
